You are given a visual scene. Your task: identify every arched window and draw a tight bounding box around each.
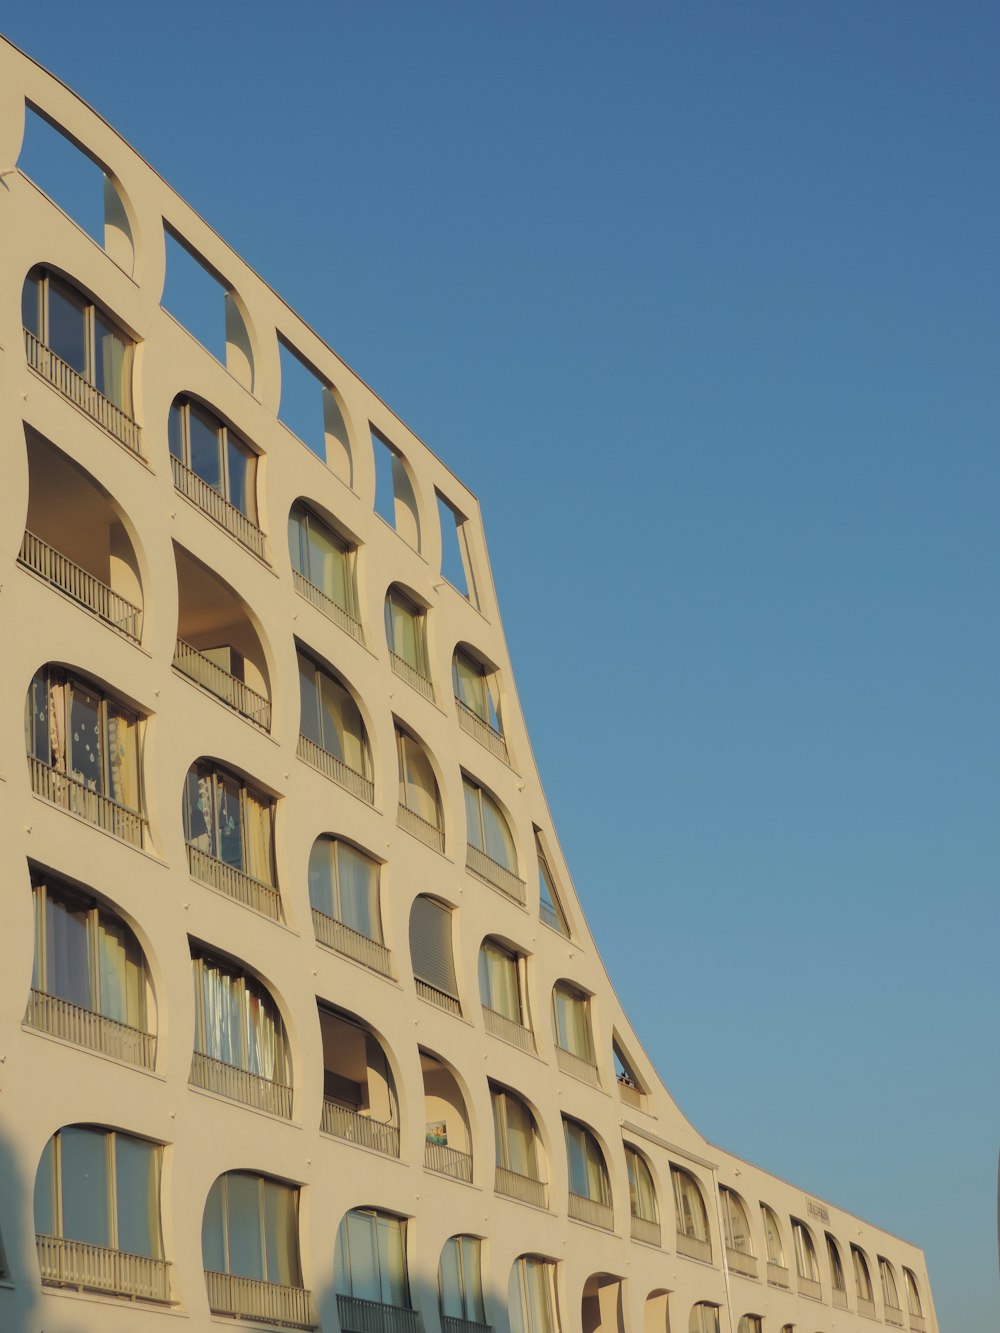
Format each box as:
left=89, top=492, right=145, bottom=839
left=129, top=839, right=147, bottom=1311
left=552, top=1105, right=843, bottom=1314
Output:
left=879, top=1257, right=903, bottom=1321
left=626, top=1145, right=660, bottom=1246
left=168, top=396, right=263, bottom=554
left=309, top=836, right=389, bottom=975
left=761, top=1204, right=787, bottom=1281
left=509, top=1256, right=560, bottom=1333
left=826, top=1233, right=847, bottom=1307
left=721, top=1187, right=755, bottom=1277
left=335, top=1209, right=411, bottom=1313
left=851, top=1245, right=875, bottom=1314
left=671, top=1167, right=712, bottom=1262
left=552, top=981, right=598, bottom=1083
left=28, top=872, right=154, bottom=1068
left=396, top=725, right=444, bottom=850
left=35, top=1126, right=168, bottom=1302
left=792, top=1219, right=821, bottom=1296
left=409, top=896, right=461, bottom=1015
left=183, top=760, right=279, bottom=919
left=903, top=1268, right=924, bottom=1321
left=479, top=938, right=533, bottom=1049
left=491, top=1084, right=546, bottom=1207
left=563, top=1118, right=612, bottom=1230
left=297, top=650, right=373, bottom=803
left=385, top=586, right=432, bottom=697
left=689, top=1303, right=720, bottom=1333
left=536, top=834, right=569, bottom=934
left=288, top=501, right=361, bottom=638
left=453, top=646, right=507, bottom=760
left=439, top=1236, right=487, bottom=1326
left=464, top=775, right=523, bottom=900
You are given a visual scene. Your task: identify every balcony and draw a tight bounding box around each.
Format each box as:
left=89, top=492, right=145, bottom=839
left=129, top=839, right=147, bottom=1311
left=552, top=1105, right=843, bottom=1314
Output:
left=312, top=909, right=393, bottom=978
left=415, top=979, right=462, bottom=1016
left=425, top=1137, right=473, bottom=1182
left=495, top=1165, right=547, bottom=1209
left=798, top=1275, right=822, bottom=1301
left=171, top=454, right=266, bottom=558
left=293, top=568, right=364, bottom=642
left=25, top=327, right=142, bottom=455
left=442, top=1319, right=492, bottom=1333
left=19, top=530, right=142, bottom=642
left=36, top=1234, right=170, bottom=1302
left=28, top=756, right=146, bottom=847
left=206, top=1269, right=315, bottom=1329
left=24, top=987, right=155, bottom=1069
left=568, top=1192, right=614, bottom=1231
left=190, top=1050, right=292, bottom=1118
left=297, top=733, right=374, bottom=804
left=555, top=1045, right=601, bottom=1087
left=465, top=844, right=526, bottom=904
left=321, top=1101, right=400, bottom=1157
left=187, top=843, right=282, bottom=921
left=482, top=1005, right=536, bottom=1053
left=676, top=1232, right=712, bottom=1264
left=456, top=698, right=509, bottom=764
left=390, top=651, right=434, bottom=701
left=174, top=638, right=271, bottom=730
left=630, top=1214, right=661, bottom=1247
left=337, top=1294, right=422, bottom=1333
left=397, top=803, right=444, bottom=852
left=766, top=1262, right=791, bottom=1289
left=726, top=1248, right=758, bottom=1279
left=617, top=1076, right=645, bottom=1110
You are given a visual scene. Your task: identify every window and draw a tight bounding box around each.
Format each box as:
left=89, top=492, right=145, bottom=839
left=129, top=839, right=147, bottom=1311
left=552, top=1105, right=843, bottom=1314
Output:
left=537, top=839, right=569, bottom=935
left=288, top=502, right=360, bottom=634
left=492, top=1085, right=545, bottom=1195
left=409, top=896, right=460, bottom=1011
left=297, top=651, right=372, bottom=799
left=689, top=1304, right=721, bottom=1333
left=29, top=874, right=152, bottom=1066
left=563, top=1118, right=611, bottom=1208
left=826, top=1234, right=847, bottom=1299
left=792, top=1220, right=821, bottom=1288
left=625, top=1146, right=658, bottom=1224
left=479, top=938, right=528, bottom=1027
left=191, top=951, right=291, bottom=1115
left=737, top=1319, right=762, bottom=1333
left=879, top=1257, right=902, bottom=1312
left=551, top=982, right=595, bottom=1063
left=852, top=1246, right=874, bottom=1306
left=169, top=397, right=258, bottom=521
left=613, top=1038, right=645, bottom=1102
left=437, top=492, right=478, bottom=604
left=372, top=428, right=421, bottom=549
left=183, top=761, right=277, bottom=898
left=439, top=1235, right=486, bottom=1326
left=35, top=1126, right=166, bottom=1299
left=671, top=1167, right=711, bottom=1257
left=309, top=837, right=382, bottom=946
left=903, top=1268, right=923, bottom=1319
left=319, top=1008, right=399, bottom=1155
left=385, top=586, right=432, bottom=690
left=22, top=268, right=133, bottom=412
left=721, top=1188, right=754, bottom=1255
left=396, top=726, right=444, bottom=845
left=762, top=1204, right=786, bottom=1267
left=25, top=664, right=143, bottom=843
left=453, top=646, right=502, bottom=723
left=464, top=777, right=520, bottom=888
left=335, top=1209, right=410, bottom=1308
left=202, top=1172, right=303, bottom=1290
left=508, top=1256, right=559, bottom=1333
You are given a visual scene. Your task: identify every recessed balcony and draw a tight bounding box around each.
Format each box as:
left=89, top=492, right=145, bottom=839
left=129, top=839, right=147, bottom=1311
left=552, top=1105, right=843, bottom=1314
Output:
left=20, top=530, right=142, bottom=641
left=174, top=639, right=271, bottom=730
left=321, top=1100, right=400, bottom=1157
left=424, top=1137, right=473, bottom=1182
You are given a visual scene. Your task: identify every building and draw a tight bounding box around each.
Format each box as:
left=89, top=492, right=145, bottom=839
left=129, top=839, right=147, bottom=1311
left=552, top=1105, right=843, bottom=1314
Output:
left=0, top=35, right=937, bottom=1333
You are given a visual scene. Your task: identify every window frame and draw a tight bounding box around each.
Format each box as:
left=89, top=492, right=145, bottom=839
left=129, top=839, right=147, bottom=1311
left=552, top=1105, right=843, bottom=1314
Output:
left=308, top=836, right=383, bottom=944
left=191, top=950, right=290, bottom=1086
left=720, top=1187, right=754, bottom=1255
left=385, top=586, right=431, bottom=680
left=671, top=1166, right=710, bottom=1243
left=395, top=726, right=443, bottom=829
left=491, top=1085, right=543, bottom=1181
left=792, top=1218, right=821, bottom=1282
left=183, top=761, right=276, bottom=886
left=536, top=838, right=569, bottom=936
left=335, top=1208, right=411, bottom=1308
left=288, top=502, right=358, bottom=618
left=464, top=775, right=518, bottom=872
left=168, top=396, right=258, bottom=520
left=478, top=937, right=528, bottom=1027
left=297, top=650, right=371, bottom=781
left=23, top=267, right=133, bottom=411
left=625, top=1145, right=659, bottom=1224
left=438, top=1234, right=487, bottom=1325
left=202, top=1170, right=303, bottom=1287
left=562, top=1117, right=611, bottom=1207
left=453, top=647, right=502, bottom=732
left=508, top=1255, right=559, bottom=1333
left=551, top=981, right=595, bottom=1062
left=761, top=1203, right=785, bottom=1265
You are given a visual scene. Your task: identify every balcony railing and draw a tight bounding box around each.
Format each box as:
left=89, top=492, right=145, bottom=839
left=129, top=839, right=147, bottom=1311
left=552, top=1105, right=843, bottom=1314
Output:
left=337, top=1294, right=422, bottom=1333
left=441, top=1318, right=492, bottom=1333
left=767, top=1262, right=791, bottom=1289
left=798, top=1275, right=822, bottom=1301
left=190, top=1050, right=292, bottom=1118
left=885, top=1306, right=905, bottom=1328
left=465, top=844, right=526, bottom=904
left=397, top=802, right=445, bottom=852
left=312, top=909, right=393, bottom=977
left=19, top=530, right=142, bottom=642
left=617, top=1077, right=644, bottom=1109
left=909, top=1314, right=926, bottom=1332
left=28, top=756, right=146, bottom=847
left=556, top=1045, right=601, bottom=1086
left=173, top=638, right=271, bottom=731
left=24, top=328, right=142, bottom=454
left=321, top=1100, right=400, bottom=1157
left=832, top=1288, right=849, bottom=1310
left=483, top=1005, right=536, bottom=1053
left=726, top=1247, right=758, bottom=1279
left=495, top=1165, right=547, bottom=1209
left=297, top=733, right=374, bottom=804
left=36, top=1234, right=170, bottom=1302
left=630, top=1214, right=661, bottom=1247
left=390, top=651, right=434, bottom=701
left=539, top=900, right=567, bottom=934
left=676, top=1232, right=712, bottom=1263
left=206, top=1269, right=315, bottom=1329
left=415, top=979, right=462, bottom=1016
left=25, top=988, right=155, bottom=1068
left=187, top=843, right=282, bottom=921
left=857, top=1295, right=876, bottom=1319
left=425, top=1138, right=473, bottom=1182
left=568, top=1192, right=613, bottom=1231
left=456, top=698, right=509, bottom=763
left=292, top=569, right=364, bottom=642
left=171, top=454, right=266, bottom=559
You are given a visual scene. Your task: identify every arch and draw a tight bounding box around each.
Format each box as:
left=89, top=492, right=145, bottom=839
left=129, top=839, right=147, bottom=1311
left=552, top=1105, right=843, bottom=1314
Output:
left=308, top=834, right=390, bottom=976
left=288, top=497, right=362, bottom=638
left=395, top=721, right=445, bottom=850
left=671, top=1165, right=712, bottom=1262
left=420, top=1048, right=473, bottom=1180
left=182, top=757, right=281, bottom=921
left=582, top=1272, right=625, bottom=1333
left=202, top=1170, right=309, bottom=1319
left=318, top=1002, right=400, bottom=1157
left=643, top=1290, right=671, bottom=1333
left=564, top=1117, right=613, bottom=1229
left=438, top=1235, right=487, bottom=1327
left=168, top=395, right=265, bottom=556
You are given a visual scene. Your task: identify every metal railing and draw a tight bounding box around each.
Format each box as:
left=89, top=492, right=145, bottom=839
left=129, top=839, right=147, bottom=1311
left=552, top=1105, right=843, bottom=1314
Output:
left=297, top=733, right=374, bottom=804
left=293, top=569, right=364, bottom=642
left=187, top=843, right=282, bottom=920
left=856, top=1296, right=876, bottom=1319
left=19, top=530, right=142, bottom=642
left=190, top=1050, right=292, bottom=1118
left=456, top=698, right=509, bottom=763
left=556, top=1045, right=601, bottom=1086
left=415, top=979, right=462, bottom=1016
left=569, top=1192, right=613, bottom=1231
left=726, top=1247, right=757, bottom=1279
left=28, top=756, right=146, bottom=847
left=539, top=900, right=566, bottom=933
left=25, top=988, right=155, bottom=1068
left=425, top=1138, right=473, bottom=1181
left=798, top=1275, right=822, bottom=1301
left=397, top=803, right=445, bottom=852
left=495, top=1165, right=547, bottom=1209
left=631, top=1214, right=661, bottom=1247
left=24, top=328, right=142, bottom=455
left=171, top=454, right=266, bottom=558
left=832, top=1288, right=849, bottom=1310
left=321, top=1100, right=400, bottom=1156
left=676, top=1231, right=712, bottom=1263
left=205, top=1269, right=315, bottom=1328
left=311, top=909, right=393, bottom=977
left=337, top=1294, right=422, bottom=1333
left=617, top=1078, right=644, bottom=1109
left=465, top=844, right=526, bottom=904
left=884, top=1306, right=905, bottom=1328
left=441, top=1318, right=492, bottom=1333
left=767, top=1262, right=791, bottom=1289
left=483, top=1005, right=536, bottom=1053
left=390, top=651, right=435, bottom=701
left=36, top=1234, right=170, bottom=1302
left=909, top=1314, right=926, bottom=1332
left=173, top=638, right=271, bottom=730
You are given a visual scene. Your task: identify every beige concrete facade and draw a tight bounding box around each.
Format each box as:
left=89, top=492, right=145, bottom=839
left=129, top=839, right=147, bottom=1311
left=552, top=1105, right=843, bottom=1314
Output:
left=0, top=36, right=937, bottom=1333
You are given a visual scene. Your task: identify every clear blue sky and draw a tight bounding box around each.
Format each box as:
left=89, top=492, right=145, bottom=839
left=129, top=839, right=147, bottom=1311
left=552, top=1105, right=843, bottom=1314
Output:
left=5, top=3, right=997, bottom=1326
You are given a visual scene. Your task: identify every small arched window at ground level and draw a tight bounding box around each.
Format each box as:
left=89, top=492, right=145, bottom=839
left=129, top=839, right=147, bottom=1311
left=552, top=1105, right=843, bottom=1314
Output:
left=439, top=1235, right=487, bottom=1326
left=335, top=1209, right=410, bottom=1310
left=689, top=1303, right=721, bottom=1333
left=737, top=1318, right=762, bottom=1333
left=202, top=1171, right=309, bottom=1323
left=509, top=1256, right=560, bottom=1333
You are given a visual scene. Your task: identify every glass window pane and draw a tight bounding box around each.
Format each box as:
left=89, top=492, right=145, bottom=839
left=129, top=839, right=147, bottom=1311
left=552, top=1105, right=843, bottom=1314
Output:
left=33, top=1136, right=56, bottom=1236
left=344, top=1210, right=380, bottom=1301
left=337, top=843, right=380, bottom=941
left=22, top=272, right=41, bottom=336
left=226, top=1173, right=264, bottom=1279
left=188, top=404, right=223, bottom=492
left=263, top=1179, right=300, bottom=1286
left=439, top=1237, right=464, bottom=1318
left=202, top=1176, right=227, bottom=1271
left=481, top=791, right=515, bottom=869
left=68, top=682, right=103, bottom=793
left=463, top=780, right=482, bottom=850
left=308, top=837, right=337, bottom=918
left=400, top=735, right=440, bottom=825
left=169, top=401, right=185, bottom=460
left=216, top=775, right=244, bottom=870
left=308, top=517, right=349, bottom=608
left=115, top=1136, right=160, bottom=1257
left=60, top=1127, right=110, bottom=1246
left=94, top=312, right=127, bottom=408
left=227, top=435, right=254, bottom=518
left=107, top=707, right=139, bottom=810
left=44, top=890, right=91, bottom=1008
left=47, top=280, right=88, bottom=375
left=376, top=1213, right=407, bottom=1305
left=460, top=1237, right=485, bottom=1322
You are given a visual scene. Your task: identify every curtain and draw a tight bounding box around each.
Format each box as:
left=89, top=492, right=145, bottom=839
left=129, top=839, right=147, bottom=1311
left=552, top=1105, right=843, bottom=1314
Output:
left=308, top=838, right=336, bottom=918
left=244, top=790, right=274, bottom=884
left=297, top=655, right=323, bottom=745
left=375, top=1213, right=407, bottom=1306
left=107, top=709, right=138, bottom=809
left=311, top=519, right=349, bottom=608
left=68, top=682, right=103, bottom=793
left=501, top=1094, right=536, bottom=1178
left=196, top=959, right=241, bottom=1066
left=48, top=678, right=65, bottom=770
left=463, top=780, right=482, bottom=848
left=481, top=792, right=516, bottom=869
left=115, top=1135, right=160, bottom=1258
left=439, top=1237, right=465, bottom=1318
left=216, top=776, right=244, bottom=870
left=97, top=914, right=134, bottom=1024
left=762, top=1207, right=783, bottom=1263
left=628, top=1150, right=657, bottom=1221
left=401, top=735, right=440, bottom=825
left=201, top=1175, right=226, bottom=1271
left=459, top=1238, right=485, bottom=1322
left=226, top=1173, right=265, bottom=1280
left=263, top=1179, right=300, bottom=1285
left=725, top=1191, right=751, bottom=1251
left=339, top=1210, right=380, bottom=1301
left=338, top=843, right=379, bottom=940
left=45, top=891, right=90, bottom=1008
left=59, top=1126, right=111, bottom=1246
left=480, top=943, right=519, bottom=1021
left=96, top=317, right=126, bottom=408
left=454, top=653, right=488, bottom=720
